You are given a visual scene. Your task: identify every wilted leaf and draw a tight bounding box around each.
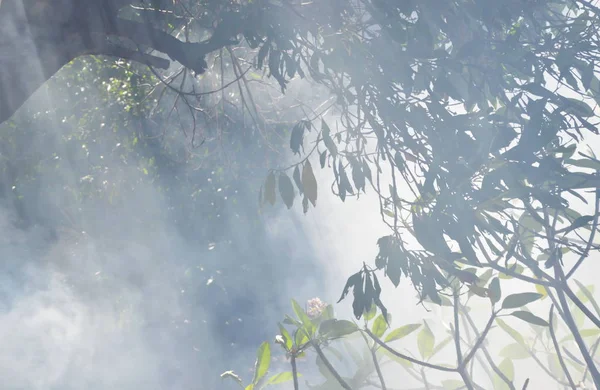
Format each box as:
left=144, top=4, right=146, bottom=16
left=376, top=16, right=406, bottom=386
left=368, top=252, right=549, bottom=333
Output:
left=302, top=161, right=318, bottom=206
left=278, top=173, right=295, bottom=209
left=252, top=342, right=271, bottom=385
left=221, top=370, right=243, bottom=386
left=385, top=323, right=422, bottom=343
left=502, top=293, right=543, bottom=309
left=510, top=311, right=549, bottom=327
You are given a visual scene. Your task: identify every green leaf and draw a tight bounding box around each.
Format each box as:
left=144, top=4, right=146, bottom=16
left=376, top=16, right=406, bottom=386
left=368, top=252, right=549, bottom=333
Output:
left=501, top=293, right=543, bottom=309
left=442, top=379, right=464, bottom=389
left=574, top=279, right=600, bottom=318
left=371, top=314, right=389, bottom=338
left=278, top=173, right=295, bottom=209
left=561, top=328, right=600, bottom=342
left=245, top=384, right=254, bottom=390
left=499, top=343, right=530, bottom=360
left=489, top=277, right=501, bottom=305
left=363, top=303, right=377, bottom=321
left=431, top=336, right=453, bottom=357
left=302, top=161, right=318, bottom=206
left=510, top=311, right=549, bottom=327
left=291, top=299, right=315, bottom=335
left=499, top=264, right=524, bottom=279
left=384, top=323, right=422, bottom=343
left=417, top=321, right=435, bottom=360
left=266, top=372, right=297, bottom=385
left=319, top=319, right=358, bottom=339
left=252, top=342, right=271, bottom=385
left=278, top=323, right=293, bottom=351
left=294, top=328, right=309, bottom=347
left=493, top=358, right=514, bottom=390
left=495, top=318, right=526, bottom=346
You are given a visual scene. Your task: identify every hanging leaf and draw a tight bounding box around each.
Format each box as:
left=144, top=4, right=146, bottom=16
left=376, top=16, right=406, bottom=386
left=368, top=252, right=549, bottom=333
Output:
left=302, top=195, right=309, bottom=214
left=417, top=321, right=435, bottom=359
left=510, top=311, right=549, bottom=327
left=264, top=172, right=276, bottom=205
left=319, top=150, right=327, bottom=168
left=501, top=293, right=543, bottom=309
left=293, top=165, right=303, bottom=194
left=321, top=119, right=338, bottom=157
left=290, top=122, right=305, bottom=155
left=351, top=161, right=366, bottom=193
left=278, top=173, right=295, bottom=209
left=252, top=342, right=271, bottom=385
left=384, top=323, right=422, bottom=343
left=257, top=42, right=270, bottom=69
left=302, top=161, right=318, bottom=206
left=489, top=277, right=501, bottom=305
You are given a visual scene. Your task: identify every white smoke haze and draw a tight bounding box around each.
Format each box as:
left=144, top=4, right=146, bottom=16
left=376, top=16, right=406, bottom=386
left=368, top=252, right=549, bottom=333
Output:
left=2, top=7, right=600, bottom=390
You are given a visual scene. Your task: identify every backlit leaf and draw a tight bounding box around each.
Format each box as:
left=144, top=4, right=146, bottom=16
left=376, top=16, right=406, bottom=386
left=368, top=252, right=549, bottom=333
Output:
left=385, top=323, right=422, bottom=343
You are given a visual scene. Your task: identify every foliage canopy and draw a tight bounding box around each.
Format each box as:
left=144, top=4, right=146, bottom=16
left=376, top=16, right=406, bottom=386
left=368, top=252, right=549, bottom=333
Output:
left=4, top=0, right=600, bottom=388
